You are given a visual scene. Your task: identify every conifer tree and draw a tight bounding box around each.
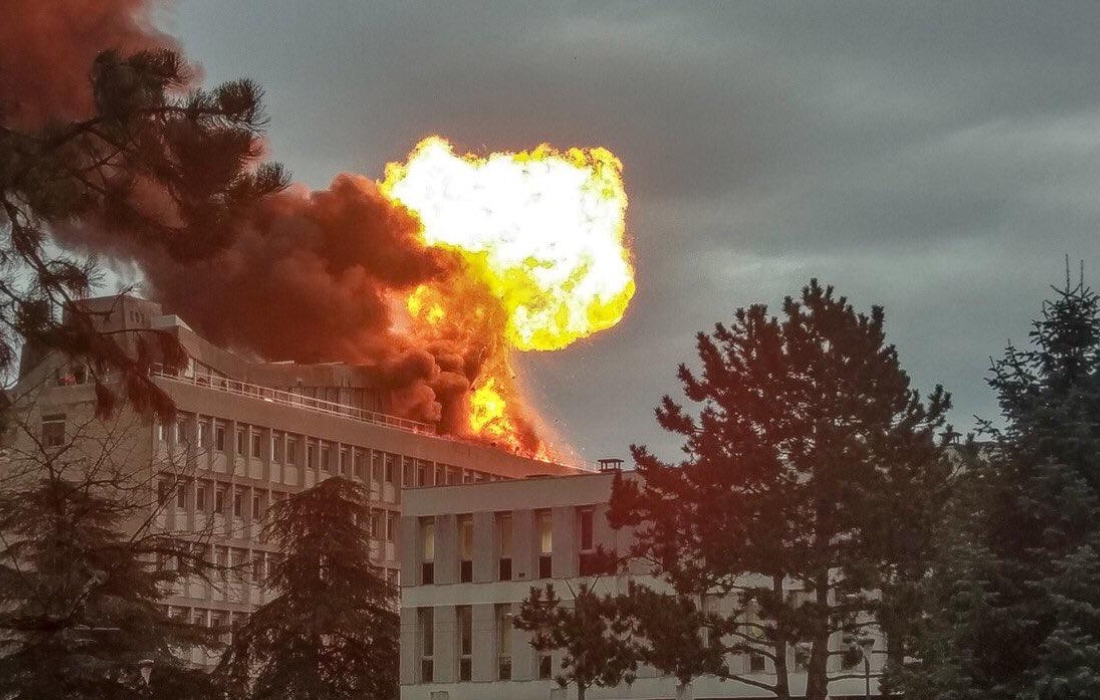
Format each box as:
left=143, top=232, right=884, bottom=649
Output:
left=1, top=48, right=286, bottom=419
left=903, top=270, right=1100, bottom=700
left=609, top=280, right=952, bottom=700
left=515, top=582, right=637, bottom=700
left=215, top=477, right=398, bottom=700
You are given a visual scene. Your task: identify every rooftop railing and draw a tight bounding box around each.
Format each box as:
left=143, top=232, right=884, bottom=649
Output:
left=150, top=368, right=596, bottom=472
left=150, top=369, right=436, bottom=436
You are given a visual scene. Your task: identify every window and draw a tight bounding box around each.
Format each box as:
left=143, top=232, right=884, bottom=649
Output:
left=215, top=424, right=226, bottom=452
left=196, top=484, right=207, bottom=512
left=235, top=427, right=245, bottom=456
left=272, top=432, right=284, bottom=462
left=251, top=431, right=261, bottom=458
left=386, top=512, right=396, bottom=543
left=372, top=451, right=383, bottom=483
left=287, top=437, right=298, bottom=466
left=198, top=421, right=210, bottom=449
left=749, top=653, right=767, bottom=672
left=457, top=605, right=472, bottom=681
left=252, top=493, right=262, bottom=520
left=320, top=443, right=331, bottom=471
left=417, top=460, right=428, bottom=487
left=176, top=483, right=187, bottom=509
left=458, top=515, right=473, bottom=583
left=420, top=518, right=435, bottom=585
left=537, top=510, right=553, bottom=578
left=538, top=653, right=553, bottom=680
left=497, top=513, right=513, bottom=581
left=418, top=608, right=434, bottom=683
left=496, top=604, right=513, bottom=680
left=354, top=449, right=365, bottom=479
left=579, top=508, right=594, bottom=551
left=339, top=448, right=348, bottom=476
left=175, top=419, right=187, bottom=445
left=307, top=442, right=316, bottom=469
left=384, top=454, right=395, bottom=484
left=215, top=487, right=227, bottom=514
left=41, top=414, right=66, bottom=447
left=403, top=457, right=414, bottom=487
left=157, top=479, right=170, bottom=505
left=435, top=465, right=445, bottom=485
left=233, top=491, right=244, bottom=518
left=370, top=510, right=382, bottom=540
left=156, top=422, right=166, bottom=442
left=252, top=553, right=265, bottom=583
left=447, top=467, right=459, bottom=485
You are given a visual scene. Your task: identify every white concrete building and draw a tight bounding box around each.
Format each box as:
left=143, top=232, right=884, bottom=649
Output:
left=400, top=472, right=885, bottom=700
left=8, top=295, right=577, bottom=664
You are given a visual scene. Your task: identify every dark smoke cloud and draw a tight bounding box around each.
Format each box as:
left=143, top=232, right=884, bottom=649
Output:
left=140, top=174, right=450, bottom=364
left=0, top=0, right=180, bottom=128
left=5, top=0, right=546, bottom=450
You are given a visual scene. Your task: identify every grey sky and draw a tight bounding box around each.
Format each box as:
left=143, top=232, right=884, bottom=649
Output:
left=161, top=1, right=1100, bottom=461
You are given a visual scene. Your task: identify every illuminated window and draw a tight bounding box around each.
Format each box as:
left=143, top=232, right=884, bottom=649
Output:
left=537, top=510, right=553, bottom=578
left=420, top=518, right=435, bottom=585
left=459, top=515, right=473, bottom=582
left=497, top=512, right=513, bottom=581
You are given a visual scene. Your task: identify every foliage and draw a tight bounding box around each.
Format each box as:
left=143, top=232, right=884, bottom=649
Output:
left=903, top=273, right=1100, bottom=700
left=609, top=279, right=952, bottom=700
left=514, top=581, right=637, bottom=700
left=215, top=477, right=399, bottom=700
left=0, top=413, right=216, bottom=700
left=0, top=48, right=286, bottom=419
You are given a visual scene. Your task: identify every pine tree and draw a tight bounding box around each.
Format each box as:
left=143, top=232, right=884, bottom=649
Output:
left=609, top=279, right=952, bottom=700
left=215, top=477, right=399, bottom=700
left=904, top=271, right=1100, bottom=700
left=515, top=582, right=638, bottom=700
left=1, top=48, right=286, bottom=420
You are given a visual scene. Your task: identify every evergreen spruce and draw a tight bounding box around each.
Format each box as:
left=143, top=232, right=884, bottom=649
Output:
left=609, top=280, right=952, bottom=700
left=215, top=477, right=399, bottom=700
left=904, top=271, right=1100, bottom=699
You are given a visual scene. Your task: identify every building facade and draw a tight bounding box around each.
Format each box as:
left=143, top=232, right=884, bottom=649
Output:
left=400, top=473, right=886, bottom=700
left=8, top=295, right=577, bottom=665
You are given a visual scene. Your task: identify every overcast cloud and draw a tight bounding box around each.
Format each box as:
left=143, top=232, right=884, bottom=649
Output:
left=162, top=1, right=1100, bottom=461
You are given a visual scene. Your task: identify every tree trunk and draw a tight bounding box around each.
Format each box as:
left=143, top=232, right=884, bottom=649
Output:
left=804, top=572, right=831, bottom=700
left=772, top=575, right=792, bottom=700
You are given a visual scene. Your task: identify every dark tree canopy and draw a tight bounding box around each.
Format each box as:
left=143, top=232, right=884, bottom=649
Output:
left=904, top=273, right=1100, bottom=700
left=1, top=47, right=286, bottom=420
left=515, top=582, right=637, bottom=700
left=215, top=477, right=399, bottom=700
left=609, top=279, right=952, bottom=700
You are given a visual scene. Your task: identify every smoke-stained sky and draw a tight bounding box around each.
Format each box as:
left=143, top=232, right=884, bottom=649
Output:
left=157, top=1, right=1100, bottom=461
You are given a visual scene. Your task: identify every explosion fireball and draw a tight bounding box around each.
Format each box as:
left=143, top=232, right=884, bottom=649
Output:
left=380, top=137, right=635, bottom=455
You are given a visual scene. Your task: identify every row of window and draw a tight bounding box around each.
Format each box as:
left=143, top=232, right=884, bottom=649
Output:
left=417, top=604, right=521, bottom=683
left=156, top=477, right=399, bottom=541
left=414, top=604, right=859, bottom=685
left=155, top=413, right=499, bottom=487
left=418, top=507, right=601, bottom=585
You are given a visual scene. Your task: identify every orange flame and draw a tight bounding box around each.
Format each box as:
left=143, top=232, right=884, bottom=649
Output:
left=380, top=136, right=635, bottom=456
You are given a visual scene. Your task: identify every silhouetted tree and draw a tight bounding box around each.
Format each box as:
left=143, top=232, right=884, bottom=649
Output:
left=515, top=582, right=637, bottom=700
left=1, top=47, right=286, bottom=420
left=0, top=409, right=217, bottom=699
left=215, top=477, right=398, bottom=700
left=903, top=271, right=1100, bottom=700
left=610, top=280, right=952, bottom=700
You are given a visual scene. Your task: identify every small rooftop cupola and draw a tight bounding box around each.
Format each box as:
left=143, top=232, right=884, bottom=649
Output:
left=597, top=457, right=624, bottom=473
